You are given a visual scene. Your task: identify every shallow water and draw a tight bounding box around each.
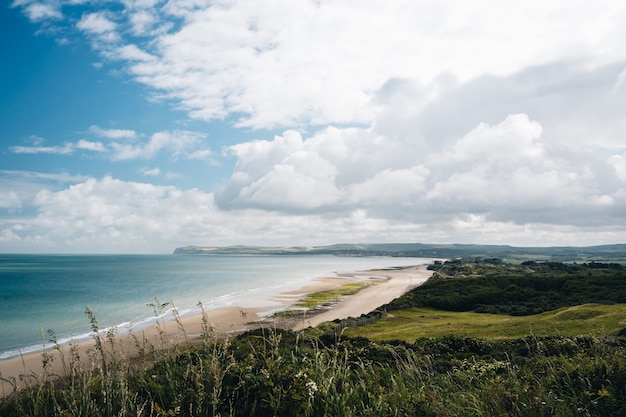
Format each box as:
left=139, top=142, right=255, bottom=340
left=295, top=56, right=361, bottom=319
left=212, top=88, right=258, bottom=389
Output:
left=0, top=254, right=429, bottom=359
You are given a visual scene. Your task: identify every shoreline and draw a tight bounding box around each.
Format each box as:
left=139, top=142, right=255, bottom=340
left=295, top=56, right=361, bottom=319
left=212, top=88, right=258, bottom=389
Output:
left=0, top=263, right=434, bottom=396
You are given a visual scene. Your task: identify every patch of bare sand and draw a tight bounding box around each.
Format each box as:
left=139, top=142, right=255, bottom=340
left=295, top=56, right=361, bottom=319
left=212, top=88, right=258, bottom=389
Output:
left=287, top=264, right=433, bottom=331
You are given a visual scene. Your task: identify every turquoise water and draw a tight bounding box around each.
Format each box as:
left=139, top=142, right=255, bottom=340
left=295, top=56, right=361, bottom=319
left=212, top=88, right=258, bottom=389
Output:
left=0, top=254, right=428, bottom=359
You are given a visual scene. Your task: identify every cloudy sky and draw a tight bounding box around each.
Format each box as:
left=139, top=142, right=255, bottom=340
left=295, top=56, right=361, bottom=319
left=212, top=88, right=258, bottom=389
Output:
left=2, top=1, right=626, bottom=253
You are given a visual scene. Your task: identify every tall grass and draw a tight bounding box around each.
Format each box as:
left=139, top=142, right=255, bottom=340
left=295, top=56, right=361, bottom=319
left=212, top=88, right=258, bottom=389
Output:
left=2, top=311, right=626, bottom=416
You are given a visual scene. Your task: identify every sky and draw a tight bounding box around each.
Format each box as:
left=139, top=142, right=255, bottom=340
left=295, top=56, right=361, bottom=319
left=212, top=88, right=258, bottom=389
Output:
left=1, top=1, right=626, bottom=254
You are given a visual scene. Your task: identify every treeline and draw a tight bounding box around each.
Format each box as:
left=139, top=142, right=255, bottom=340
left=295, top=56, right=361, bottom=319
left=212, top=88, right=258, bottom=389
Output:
left=388, top=259, right=626, bottom=315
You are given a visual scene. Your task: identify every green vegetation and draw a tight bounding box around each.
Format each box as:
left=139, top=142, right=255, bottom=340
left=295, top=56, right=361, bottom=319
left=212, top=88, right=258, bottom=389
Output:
left=174, top=243, right=626, bottom=261
left=2, top=259, right=626, bottom=416
left=295, top=282, right=370, bottom=309
left=273, top=282, right=371, bottom=318
left=343, top=304, right=626, bottom=341
left=388, top=259, right=626, bottom=315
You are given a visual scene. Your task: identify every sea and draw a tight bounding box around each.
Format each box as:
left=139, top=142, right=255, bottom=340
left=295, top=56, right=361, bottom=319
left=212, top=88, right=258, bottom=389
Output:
left=0, top=254, right=430, bottom=360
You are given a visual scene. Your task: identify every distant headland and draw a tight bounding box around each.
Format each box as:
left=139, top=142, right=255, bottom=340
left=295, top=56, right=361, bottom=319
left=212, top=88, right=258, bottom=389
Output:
left=174, top=243, right=626, bottom=261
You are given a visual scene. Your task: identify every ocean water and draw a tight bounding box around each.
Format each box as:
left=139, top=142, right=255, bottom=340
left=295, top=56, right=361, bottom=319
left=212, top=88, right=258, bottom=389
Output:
left=0, top=254, right=429, bottom=360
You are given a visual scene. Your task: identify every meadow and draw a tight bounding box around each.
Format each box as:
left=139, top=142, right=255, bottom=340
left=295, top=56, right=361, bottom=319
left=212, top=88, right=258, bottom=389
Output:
left=2, top=259, right=626, bottom=416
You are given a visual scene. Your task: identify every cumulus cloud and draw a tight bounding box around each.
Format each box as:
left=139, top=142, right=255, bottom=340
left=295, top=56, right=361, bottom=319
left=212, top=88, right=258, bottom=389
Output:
left=215, top=111, right=626, bottom=228
left=26, top=176, right=215, bottom=251
left=2, top=171, right=624, bottom=253
left=6, top=1, right=626, bottom=252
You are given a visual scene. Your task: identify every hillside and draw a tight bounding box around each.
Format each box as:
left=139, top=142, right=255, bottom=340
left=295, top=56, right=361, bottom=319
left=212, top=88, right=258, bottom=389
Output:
left=174, top=242, right=626, bottom=261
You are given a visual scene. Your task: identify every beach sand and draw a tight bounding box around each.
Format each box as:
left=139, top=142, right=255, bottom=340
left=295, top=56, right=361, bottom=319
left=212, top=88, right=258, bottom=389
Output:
left=0, top=263, right=433, bottom=397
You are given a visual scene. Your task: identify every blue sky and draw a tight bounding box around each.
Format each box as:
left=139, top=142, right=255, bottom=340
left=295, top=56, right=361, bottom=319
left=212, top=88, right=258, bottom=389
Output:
left=2, top=1, right=626, bottom=253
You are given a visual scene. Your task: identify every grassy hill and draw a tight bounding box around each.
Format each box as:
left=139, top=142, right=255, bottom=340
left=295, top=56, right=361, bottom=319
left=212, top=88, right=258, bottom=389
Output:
left=343, top=303, right=626, bottom=341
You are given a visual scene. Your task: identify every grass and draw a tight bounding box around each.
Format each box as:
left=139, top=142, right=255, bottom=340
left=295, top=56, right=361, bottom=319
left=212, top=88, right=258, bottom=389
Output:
left=343, top=303, right=626, bottom=342
left=3, top=320, right=626, bottom=416
left=295, top=281, right=371, bottom=309
left=274, top=281, right=372, bottom=317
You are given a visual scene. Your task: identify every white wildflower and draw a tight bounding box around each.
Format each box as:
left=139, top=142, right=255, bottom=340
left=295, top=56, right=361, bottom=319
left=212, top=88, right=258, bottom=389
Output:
left=305, top=380, right=318, bottom=398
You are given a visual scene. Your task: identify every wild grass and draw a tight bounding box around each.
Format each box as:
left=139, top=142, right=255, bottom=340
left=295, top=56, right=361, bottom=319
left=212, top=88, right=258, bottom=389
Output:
left=1, top=318, right=626, bottom=415
left=2, top=320, right=626, bottom=416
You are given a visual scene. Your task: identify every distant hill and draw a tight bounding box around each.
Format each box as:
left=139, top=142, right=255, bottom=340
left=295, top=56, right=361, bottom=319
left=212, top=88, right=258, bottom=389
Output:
left=173, top=243, right=626, bottom=262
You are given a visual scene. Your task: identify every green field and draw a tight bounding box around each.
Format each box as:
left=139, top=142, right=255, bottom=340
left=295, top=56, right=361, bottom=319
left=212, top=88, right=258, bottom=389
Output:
left=344, top=303, right=626, bottom=341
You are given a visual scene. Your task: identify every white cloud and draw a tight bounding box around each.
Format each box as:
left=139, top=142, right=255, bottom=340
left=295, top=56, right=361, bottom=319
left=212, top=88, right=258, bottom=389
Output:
left=110, top=130, right=209, bottom=160
left=13, top=1, right=626, bottom=130
left=76, top=11, right=121, bottom=45
left=0, top=191, right=22, bottom=209
left=68, top=1, right=626, bottom=129
left=23, top=3, right=62, bottom=21
left=215, top=111, right=626, bottom=229
left=11, top=140, right=104, bottom=154
left=115, top=44, right=155, bottom=62
left=75, top=139, right=106, bottom=152
left=143, top=167, right=161, bottom=176
left=11, top=144, right=74, bottom=155
left=2, top=172, right=624, bottom=253
left=0, top=227, right=22, bottom=243
left=609, top=153, right=626, bottom=181
left=346, top=166, right=430, bottom=206
left=121, top=0, right=161, bottom=9
left=77, top=12, right=117, bottom=34
left=8, top=1, right=626, bottom=251
left=128, top=10, right=158, bottom=35
left=89, top=125, right=138, bottom=139
left=445, top=114, right=545, bottom=165
left=0, top=170, right=89, bottom=183
left=28, top=177, right=212, bottom=251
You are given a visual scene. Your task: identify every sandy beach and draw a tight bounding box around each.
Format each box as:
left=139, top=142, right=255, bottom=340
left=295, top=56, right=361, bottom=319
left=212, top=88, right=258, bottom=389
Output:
left=0, top=263, right=433, bottom=397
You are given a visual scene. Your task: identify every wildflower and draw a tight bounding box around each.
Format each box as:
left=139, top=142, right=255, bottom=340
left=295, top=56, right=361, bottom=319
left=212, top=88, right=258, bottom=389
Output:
left=306, top=380, right=318, bottom=398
